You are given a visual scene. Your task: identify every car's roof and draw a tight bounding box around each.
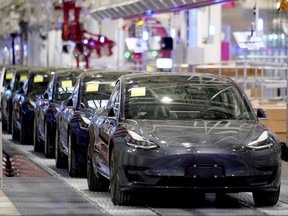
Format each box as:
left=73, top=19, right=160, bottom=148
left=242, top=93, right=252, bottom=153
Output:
left=121, top=72, right=233, bottom=84
left=15, top=68, right=30, bottom=74
left=28, top=67, right=58, bottom=74
left=79, top=70, right=136, bottom=78
left=55, top=69, right=84, bottom=78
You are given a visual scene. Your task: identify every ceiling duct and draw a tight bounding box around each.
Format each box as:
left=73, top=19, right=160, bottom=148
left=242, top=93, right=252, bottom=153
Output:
left=90, top=0, right=235, bottom=21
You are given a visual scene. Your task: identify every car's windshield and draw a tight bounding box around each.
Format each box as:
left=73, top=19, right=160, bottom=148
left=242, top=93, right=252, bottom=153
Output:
left=11, top=71, right=28, bottom=91
left=55, top=72, right=79, bottom=102
left=80, top=73, right=123, bottom=109
left=4, top=68, right=15, bottom=87
left=29, top=72, right=50, bottom=96
left=124, top=75, right=255, bottom=120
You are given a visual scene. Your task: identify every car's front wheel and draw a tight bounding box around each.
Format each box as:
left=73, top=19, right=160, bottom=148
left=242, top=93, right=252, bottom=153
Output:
left=7, top=109, right=12, bottom=134
left=33, top=118, right=42, bottom=152
left=44, top=121, right=54, bottom=158
left=110, top=149, right=132, bottom=205
left=87, top=146, right=109, bottom=191
left=55, top=127, right=67, bottom=168
left=253, top=187, right=280, bottom=207
left=20, top=115, right=28, bottom=144
left=1, top=106, right=7, bottom=131
left=12, top=115, right=19, bottom=141
left=68, top=131, right=77, bottom=177
left=2, top=115, right=7, bottom=131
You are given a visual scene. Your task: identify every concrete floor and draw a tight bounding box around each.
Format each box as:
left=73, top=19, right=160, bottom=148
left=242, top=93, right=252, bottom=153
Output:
left=2, top=132, right=288, bottom=216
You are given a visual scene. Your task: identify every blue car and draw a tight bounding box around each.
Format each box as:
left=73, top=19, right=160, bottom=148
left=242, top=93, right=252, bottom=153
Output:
left=55, top=70, right=134, bottom=177
left=1, top=65, right=17, bottom=110
left=33, top=69, right=83, bottom=157
left=12, top=67, right=55, bottom=144
left=1, top=67, right=29, bottom=133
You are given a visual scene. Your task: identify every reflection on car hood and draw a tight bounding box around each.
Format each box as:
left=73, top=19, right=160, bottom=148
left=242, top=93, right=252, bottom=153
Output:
left=28, top=94, right=39, bottom=107
left=82, top=108, right=94, bottom=119
left=123, top=119, right=259, bottom=149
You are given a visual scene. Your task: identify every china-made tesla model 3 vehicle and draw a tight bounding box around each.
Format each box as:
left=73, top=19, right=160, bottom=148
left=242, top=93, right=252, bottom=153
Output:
left=55, top=70, right=134, bottom=177
left=33, top=69, right=83, bottom=157
left=87, top=73, right=282, bottom=206
left=1, top=67, right=29, bottom=133
left=12, top=67, right=55, bottom=144
left=0, top=65, right=17, bottom=109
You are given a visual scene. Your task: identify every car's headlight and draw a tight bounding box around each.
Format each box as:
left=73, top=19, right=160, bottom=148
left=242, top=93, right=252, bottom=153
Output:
left=30, top=100, right=35, bottom=107
left=27, top=104, right=34, bottom=111
left=125, top=130, right=158, bottom=149
left=55, top=107, right=60, bottom=113
left=246, top=131, right=274, bottom=150
left=27, top=103, right=34, bottom=111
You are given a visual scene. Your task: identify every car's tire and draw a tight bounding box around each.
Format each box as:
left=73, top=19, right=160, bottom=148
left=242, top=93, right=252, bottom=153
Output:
left=33, top=118, right=42, bottom=152
left=110, top=149, right=132, bottom=205
left=87, top=147, right=109, bottom=191
left=2, top=121, right=7, bottom=131
left=68, top=132, right=86, bottom=177
left=20, top=115, right=27, bottom=144
left=68, top=132, right=79, bottom=177
left=55, top=127, right=67, bottom=168
left=253, top=187, right=280, bottom=207
left=7, top=109, right=12, bottom=134
left=2, top=108, right=7, bottom=131
left=44, top=121, right=54, bottom=158
left=12, top=115, right=19, bottom=141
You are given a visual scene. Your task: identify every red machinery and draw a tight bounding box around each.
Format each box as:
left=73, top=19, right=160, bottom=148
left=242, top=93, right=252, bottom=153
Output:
left=122, top=17, right=172, bottom=67
left=54, top=1, right=115, bottom=68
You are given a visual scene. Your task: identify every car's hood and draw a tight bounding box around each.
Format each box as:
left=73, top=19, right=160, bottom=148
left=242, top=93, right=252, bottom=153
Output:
left=81, top=108, right=94, bottom=118
left=75, top=108, right=94, bottom=125
left=122, top=119, right=261, bottom=149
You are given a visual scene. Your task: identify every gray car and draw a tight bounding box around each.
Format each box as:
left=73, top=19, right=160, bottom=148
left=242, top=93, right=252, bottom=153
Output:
left=87, top=73, right=281, bottom=206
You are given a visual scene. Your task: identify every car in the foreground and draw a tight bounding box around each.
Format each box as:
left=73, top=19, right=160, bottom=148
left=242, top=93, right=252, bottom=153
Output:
left=1, top=67, right=29, bottom=133
left=33, top=69, right=83, bottom=157
left=55, top=71, right=134, bottom=177
left=87, top=73, right=281, bottom=206
left=12, top=67, right=55, bottom=144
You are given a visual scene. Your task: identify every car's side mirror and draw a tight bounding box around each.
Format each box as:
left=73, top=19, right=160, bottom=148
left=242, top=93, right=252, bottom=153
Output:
left=80, top=102, right=86, bottom=109
left=281, top=142, right=288, bottom=161
left=108, top=107, right=115, bottom=117
left=17, top=88, right=24, bottom=94
left=256, top=108, right=267, bottom=119
left=66, top=98, right=73, bottom=106
left=43, top=92, right=49, bottom=100
left=19, top=81, right=24, bottom=88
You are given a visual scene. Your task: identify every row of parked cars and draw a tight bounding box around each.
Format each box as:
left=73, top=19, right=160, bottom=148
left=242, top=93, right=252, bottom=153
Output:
left=0, top=64, right=285, bottom=206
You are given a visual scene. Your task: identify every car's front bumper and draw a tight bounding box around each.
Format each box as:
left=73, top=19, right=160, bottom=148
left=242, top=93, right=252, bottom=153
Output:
left=114, top=143, right=281, bottom=193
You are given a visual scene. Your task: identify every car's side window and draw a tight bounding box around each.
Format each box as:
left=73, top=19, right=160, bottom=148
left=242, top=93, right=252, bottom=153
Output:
left=22, top=77, right=28, bottom=95
left=108, top=82, right=120, bottom=117
left=9, top=76, right=15, bottom=90
left=72, top=80, right=80, bottom=108
left=47, top=76, right=54, bottom=100
left=14, top=73, right=21, bottom=91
